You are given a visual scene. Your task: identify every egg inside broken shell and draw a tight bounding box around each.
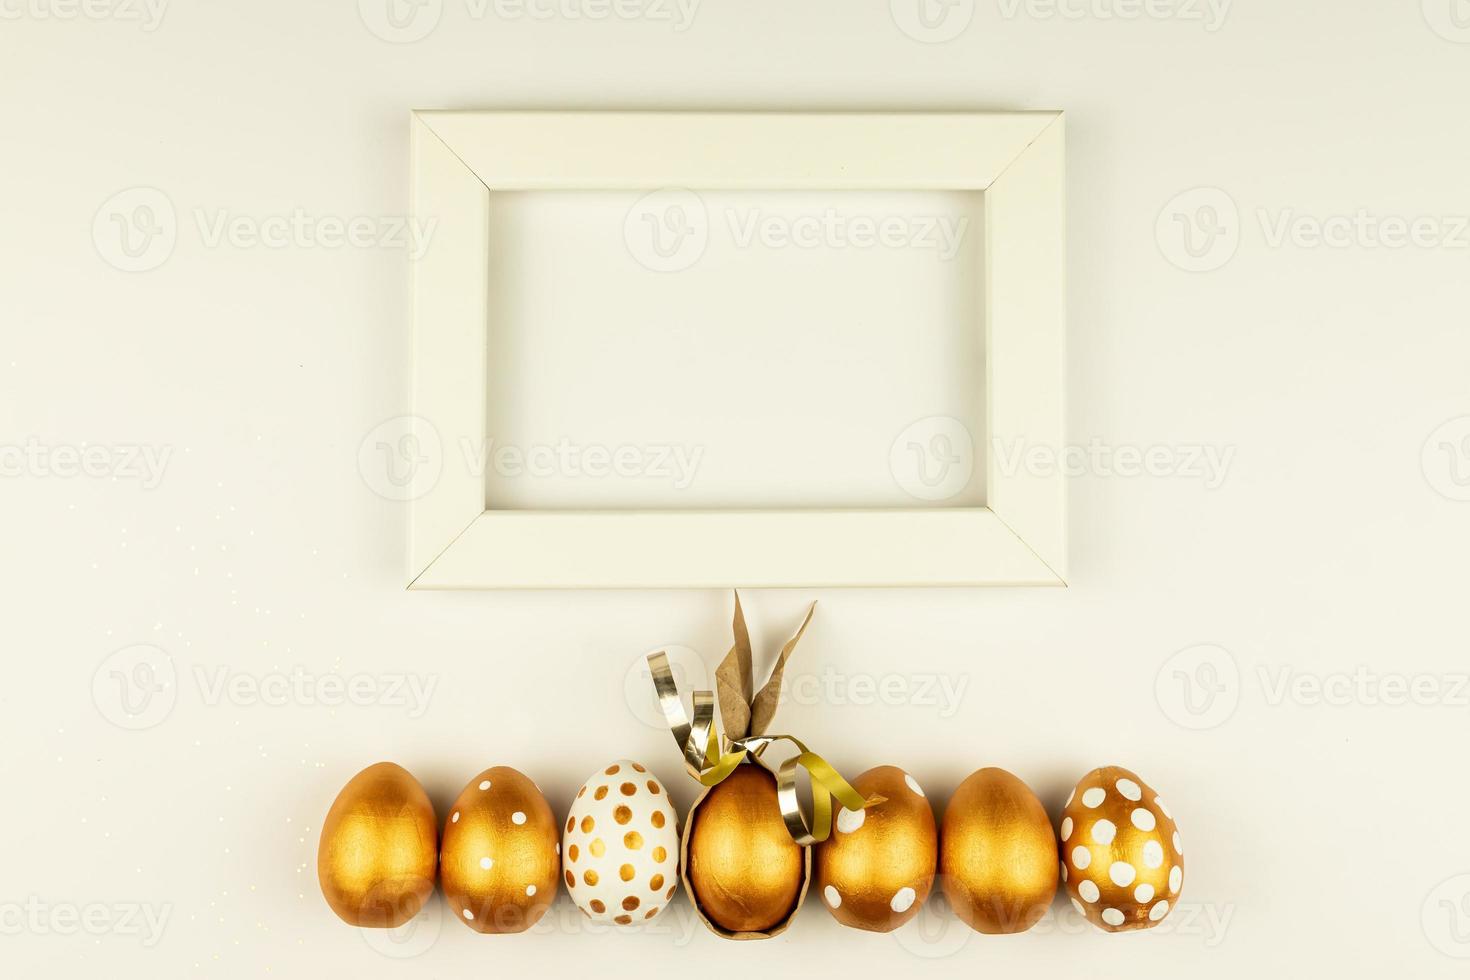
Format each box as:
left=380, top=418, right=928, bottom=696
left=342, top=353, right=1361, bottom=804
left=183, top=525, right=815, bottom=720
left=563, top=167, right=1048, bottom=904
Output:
left=685, top=763, right=808, bottom=938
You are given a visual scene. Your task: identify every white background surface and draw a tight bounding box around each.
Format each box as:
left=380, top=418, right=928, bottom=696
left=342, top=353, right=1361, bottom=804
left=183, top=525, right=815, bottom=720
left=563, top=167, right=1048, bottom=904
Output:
left=3, top=2, right=1470, bottom=978
left=483, top=188, right=987, bottom=510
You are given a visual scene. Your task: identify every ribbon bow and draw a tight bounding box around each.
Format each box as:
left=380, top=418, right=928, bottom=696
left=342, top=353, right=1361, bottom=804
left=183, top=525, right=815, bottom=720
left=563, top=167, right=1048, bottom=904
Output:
left=646, top=593, right=883, bottom=845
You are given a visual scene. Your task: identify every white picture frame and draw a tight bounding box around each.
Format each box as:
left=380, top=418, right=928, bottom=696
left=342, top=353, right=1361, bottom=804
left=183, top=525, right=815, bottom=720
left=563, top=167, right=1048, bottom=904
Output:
left=408, top=110, right=1065, bottom=590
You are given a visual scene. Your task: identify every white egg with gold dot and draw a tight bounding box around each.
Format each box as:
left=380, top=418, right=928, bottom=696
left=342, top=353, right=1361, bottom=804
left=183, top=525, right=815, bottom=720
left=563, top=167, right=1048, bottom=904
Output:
left=562, top=759, right=680, bottom=925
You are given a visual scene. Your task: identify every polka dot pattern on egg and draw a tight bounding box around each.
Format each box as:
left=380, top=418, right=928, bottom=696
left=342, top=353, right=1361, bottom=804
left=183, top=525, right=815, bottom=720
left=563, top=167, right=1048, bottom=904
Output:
left=439, top=765, right=560, bottom=935
left=1057, top=766, right=1184, bottom=934
left=814, top=764, right=936, bottom=934
left=835, top=807, right=866, bottom=835
left=563, top=759, right=680, bottom=926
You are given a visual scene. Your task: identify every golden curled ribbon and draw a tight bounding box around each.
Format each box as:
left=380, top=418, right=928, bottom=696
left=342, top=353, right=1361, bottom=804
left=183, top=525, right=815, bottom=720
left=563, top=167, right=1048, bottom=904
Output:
left=647, top=649, right=883, bottom=846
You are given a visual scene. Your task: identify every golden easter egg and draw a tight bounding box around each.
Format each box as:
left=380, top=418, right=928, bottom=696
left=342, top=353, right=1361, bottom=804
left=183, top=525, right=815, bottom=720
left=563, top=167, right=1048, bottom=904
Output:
left=440, top=766, right=561, bottom=934
left=813, top=765, right=937, bottom=932
left=685, top=763, right=808, bottom=937
left=563, top=759, right=681, bottom=925
left=1059, top=766, right=1183, bottom=932
left=939, top=767, right=1058, bottom=934
left=317, top=762, right=438, bottom=928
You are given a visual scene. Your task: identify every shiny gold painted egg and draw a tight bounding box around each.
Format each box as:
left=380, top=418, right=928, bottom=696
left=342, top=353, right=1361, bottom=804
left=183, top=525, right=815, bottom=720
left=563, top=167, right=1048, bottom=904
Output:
left=317, top=762, right=438, bottom=928
left=440, top=766, right=561, bottom=934
left=1059, top=766, right=1183, bottom=932
left=939, top=767, right=1058, bottom=934
left=685, top=763, right=807, bottom=937
left=813, top=765, right=936, bottom=932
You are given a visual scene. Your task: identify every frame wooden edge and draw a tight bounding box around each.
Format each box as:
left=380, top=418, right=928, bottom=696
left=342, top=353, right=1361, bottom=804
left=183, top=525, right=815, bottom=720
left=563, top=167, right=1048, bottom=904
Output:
left=408, top=114, right=492, bottom=584
left=985, top=114, right=1067, bottom=583
left=409, top=509, right=1063, bottom=590
left=406, top=109, right=1068, bottom=590
left=413, top=109, right=1062, bottom=190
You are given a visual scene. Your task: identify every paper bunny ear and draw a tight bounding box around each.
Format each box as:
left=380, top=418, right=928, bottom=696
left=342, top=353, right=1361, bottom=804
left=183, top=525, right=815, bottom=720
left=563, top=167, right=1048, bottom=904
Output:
left=749, top=602, right=816, bottom=738
left=645, top=596, right=874, bottom=851
left=715, top=592, right=754, bottom=741
left=713, top=591, right=818, bottom=742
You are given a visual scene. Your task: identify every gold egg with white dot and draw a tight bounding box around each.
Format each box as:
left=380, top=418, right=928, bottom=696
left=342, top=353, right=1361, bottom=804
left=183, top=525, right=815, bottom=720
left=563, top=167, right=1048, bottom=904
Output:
left=1059, top=765, right=1183, bottom=933
left=812, top=765, right=936, bottom=932
left=440, top=766, right=560, bottom=933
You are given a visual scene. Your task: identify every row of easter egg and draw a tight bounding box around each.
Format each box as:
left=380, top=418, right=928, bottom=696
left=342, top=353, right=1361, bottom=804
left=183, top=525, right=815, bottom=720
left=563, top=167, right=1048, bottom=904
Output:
left=318, top=759, right=1183, bottom=938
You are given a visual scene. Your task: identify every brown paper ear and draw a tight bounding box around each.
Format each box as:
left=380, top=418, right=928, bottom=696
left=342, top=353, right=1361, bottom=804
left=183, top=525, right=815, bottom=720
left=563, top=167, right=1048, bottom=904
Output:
left=749, top=602, right=816, bottom=738
left=715, top=591, right=754, bottom=741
